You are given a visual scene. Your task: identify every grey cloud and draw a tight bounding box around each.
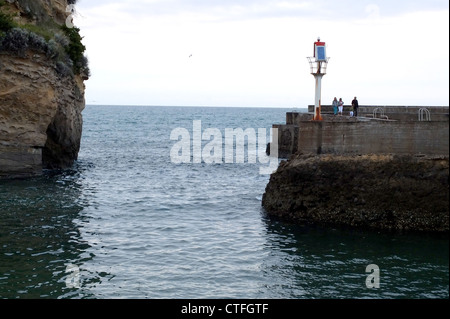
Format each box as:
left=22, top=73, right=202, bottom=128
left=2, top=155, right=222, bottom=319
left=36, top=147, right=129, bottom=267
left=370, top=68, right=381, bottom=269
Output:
left=78, top=0, right=449, bottom=21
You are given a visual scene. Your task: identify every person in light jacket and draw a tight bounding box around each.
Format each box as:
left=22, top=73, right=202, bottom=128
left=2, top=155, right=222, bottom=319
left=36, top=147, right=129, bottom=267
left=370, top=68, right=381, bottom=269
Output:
left=338, top=98, right=344, bottom=115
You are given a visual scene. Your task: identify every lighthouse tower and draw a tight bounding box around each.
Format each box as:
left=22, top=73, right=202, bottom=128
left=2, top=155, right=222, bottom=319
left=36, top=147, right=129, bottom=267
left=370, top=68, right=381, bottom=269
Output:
left=307, top=38, right=330, bottom=121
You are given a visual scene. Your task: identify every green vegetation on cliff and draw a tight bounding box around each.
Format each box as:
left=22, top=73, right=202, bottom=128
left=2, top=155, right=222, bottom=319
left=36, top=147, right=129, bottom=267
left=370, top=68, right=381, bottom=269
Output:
left=0, top=0, right=89, bottom=78
left=61, top=25, right=87, bottom=75
left=0, top=1, right=14, bottom=35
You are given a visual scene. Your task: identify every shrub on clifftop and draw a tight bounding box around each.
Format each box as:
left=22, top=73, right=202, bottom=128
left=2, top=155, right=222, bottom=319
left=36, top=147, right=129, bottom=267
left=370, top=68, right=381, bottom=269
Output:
left=0, top=28, right=47, bottom=56
left=0, top=2, right=14, bottom=35
left=0, top=12, right=13, bottom=33
left=61, top=25, right=88, bottom=75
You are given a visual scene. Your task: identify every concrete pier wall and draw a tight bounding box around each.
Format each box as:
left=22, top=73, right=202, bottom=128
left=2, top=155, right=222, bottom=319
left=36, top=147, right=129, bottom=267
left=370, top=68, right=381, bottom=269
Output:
left=275, top=113, right=449, bottom=158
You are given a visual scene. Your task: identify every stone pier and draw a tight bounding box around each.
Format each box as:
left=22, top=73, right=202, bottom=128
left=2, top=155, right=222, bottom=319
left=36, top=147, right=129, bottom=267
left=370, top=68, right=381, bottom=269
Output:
left=262, top=106, right=449, bottom=233
left=273, top=106, right=449, bottom=158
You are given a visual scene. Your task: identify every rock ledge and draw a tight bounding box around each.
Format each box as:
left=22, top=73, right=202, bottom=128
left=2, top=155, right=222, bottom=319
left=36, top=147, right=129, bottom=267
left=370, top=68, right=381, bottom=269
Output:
left=262, top=153, right=449, bottom=233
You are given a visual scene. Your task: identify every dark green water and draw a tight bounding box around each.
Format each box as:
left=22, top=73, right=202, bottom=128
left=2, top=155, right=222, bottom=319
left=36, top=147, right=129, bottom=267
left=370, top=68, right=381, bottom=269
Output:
left=1, top=106, right=448, bottom=299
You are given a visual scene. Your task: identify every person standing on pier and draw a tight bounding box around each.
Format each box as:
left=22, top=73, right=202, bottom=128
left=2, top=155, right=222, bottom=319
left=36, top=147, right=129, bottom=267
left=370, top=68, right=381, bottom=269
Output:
left=338, top=98, right=344, bottom=115
left=332, top=97, right=339, bottom=115
left=352, top=97, right=359, bottom=117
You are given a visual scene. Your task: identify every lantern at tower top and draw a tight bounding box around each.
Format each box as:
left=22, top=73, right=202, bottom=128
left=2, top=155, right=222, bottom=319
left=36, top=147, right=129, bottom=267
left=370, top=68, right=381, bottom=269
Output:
left=314, top=37, right=327, bottom=62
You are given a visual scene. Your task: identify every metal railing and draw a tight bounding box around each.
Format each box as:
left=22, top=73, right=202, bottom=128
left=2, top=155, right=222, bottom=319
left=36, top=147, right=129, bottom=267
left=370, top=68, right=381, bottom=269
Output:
left=373, top=107, right=388, bottom=119
left=418, top=108, right=431, bottom=121
left=307, top=57, right=330, bottom=75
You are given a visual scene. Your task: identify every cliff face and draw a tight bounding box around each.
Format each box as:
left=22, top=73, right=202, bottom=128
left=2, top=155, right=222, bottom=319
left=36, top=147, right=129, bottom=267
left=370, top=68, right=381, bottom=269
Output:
left=5, top=0, right=68, bottom=26
left=262, top=153, right=449, bottom=233
left=0, top=0, right=87, bottom=178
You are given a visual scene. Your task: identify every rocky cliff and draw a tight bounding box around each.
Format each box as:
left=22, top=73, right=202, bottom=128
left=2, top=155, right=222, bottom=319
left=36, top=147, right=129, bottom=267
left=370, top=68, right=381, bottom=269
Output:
left=262, top=153, right=449, bottom=233
left=0, top=0, right=88, bottom=178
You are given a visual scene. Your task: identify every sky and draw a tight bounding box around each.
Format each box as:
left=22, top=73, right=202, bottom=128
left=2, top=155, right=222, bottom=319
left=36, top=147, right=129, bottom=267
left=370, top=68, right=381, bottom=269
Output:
left=73, top=0, right=449, bottom=107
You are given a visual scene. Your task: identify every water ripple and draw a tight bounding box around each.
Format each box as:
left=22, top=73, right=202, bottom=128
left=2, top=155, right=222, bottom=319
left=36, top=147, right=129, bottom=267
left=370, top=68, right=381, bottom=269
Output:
left=1, top=106, right=448, bottom=299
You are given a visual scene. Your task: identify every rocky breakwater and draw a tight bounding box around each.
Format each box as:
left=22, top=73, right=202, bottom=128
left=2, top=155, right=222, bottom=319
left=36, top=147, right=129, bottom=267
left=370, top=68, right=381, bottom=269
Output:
left=262, top=153, right=449, bottom=233
left=0, top=0, right=89, bottom=178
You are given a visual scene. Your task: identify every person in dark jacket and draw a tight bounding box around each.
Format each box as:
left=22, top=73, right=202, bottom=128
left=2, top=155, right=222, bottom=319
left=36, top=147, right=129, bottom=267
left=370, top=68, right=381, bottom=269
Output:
left=352, top=97, right=359, bottom=117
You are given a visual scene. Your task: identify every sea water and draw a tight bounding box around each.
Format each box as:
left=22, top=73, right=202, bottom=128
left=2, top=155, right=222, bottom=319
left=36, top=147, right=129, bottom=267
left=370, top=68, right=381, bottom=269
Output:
left=0, top=105, right=448, bottom=299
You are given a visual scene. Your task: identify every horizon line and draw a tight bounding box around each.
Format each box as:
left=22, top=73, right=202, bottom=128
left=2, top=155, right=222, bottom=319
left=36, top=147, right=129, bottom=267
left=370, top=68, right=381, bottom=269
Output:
left=84, top=104, right=450, bottom=108
left=84, top=104, right=308, bottom=109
